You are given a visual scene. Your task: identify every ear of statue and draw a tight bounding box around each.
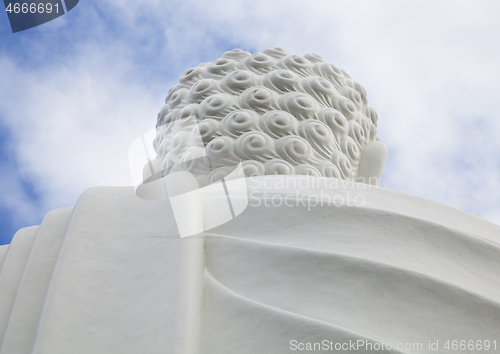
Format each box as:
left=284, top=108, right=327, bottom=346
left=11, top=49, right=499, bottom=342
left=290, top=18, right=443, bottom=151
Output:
left=356, top=141, right=387, bottom=186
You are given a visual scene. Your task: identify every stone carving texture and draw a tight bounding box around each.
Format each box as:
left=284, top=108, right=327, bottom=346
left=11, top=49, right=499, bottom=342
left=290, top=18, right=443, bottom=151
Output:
left=154, top=48, right=380, bottom=184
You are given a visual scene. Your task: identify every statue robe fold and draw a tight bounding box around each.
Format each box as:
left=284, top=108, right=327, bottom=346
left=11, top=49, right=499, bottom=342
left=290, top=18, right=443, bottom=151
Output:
left=1, top=176, right=500, bottom=354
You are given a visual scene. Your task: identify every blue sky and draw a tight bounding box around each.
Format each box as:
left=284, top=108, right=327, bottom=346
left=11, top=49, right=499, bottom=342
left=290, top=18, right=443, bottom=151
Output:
left=1, top=0, right=500, bottom=245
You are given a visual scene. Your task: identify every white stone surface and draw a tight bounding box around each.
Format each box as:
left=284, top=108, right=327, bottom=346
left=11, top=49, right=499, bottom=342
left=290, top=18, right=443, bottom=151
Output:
left=0, top=177, right=498, bottom=353
left=202, top=176, right=500, bottom=352
left=30, top=187, right=204, bottom=354
left=0, top=246, right=8, bottom=272
left=0, top=208, right=72, bottom=354
left=203, top=269, right=396, bottom=354
left=0, top=226, right=38, bottom=344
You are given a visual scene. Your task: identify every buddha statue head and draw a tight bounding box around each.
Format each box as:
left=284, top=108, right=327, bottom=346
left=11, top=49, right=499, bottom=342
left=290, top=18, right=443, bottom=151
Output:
left=151, top=47, right=387, bottom=187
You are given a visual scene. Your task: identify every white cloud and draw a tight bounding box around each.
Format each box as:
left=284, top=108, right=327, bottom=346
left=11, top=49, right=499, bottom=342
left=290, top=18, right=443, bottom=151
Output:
left=0, top=46, right=164, bottom=213
left=0, top=158, right=42, bottom=243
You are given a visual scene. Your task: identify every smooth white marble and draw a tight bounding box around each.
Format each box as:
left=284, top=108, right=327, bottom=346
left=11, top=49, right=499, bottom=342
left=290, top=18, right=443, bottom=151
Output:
left=1, top=178, right=499, bottom=353
left=0, top=226, right=38, bottom=344
left=30, top=187, right=204, bottom=354
left=0, top=246, right=8, bottom=273
left=0, top=208, right=72, bottom=354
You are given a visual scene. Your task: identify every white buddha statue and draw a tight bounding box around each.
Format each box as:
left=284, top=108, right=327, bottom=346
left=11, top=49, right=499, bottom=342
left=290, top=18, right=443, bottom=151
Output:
left=1, top=48, right=500, bottom=354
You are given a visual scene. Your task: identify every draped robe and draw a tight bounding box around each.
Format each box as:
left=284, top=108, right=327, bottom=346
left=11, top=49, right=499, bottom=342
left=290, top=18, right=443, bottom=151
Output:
left=1, top=176, right=500, bottom=353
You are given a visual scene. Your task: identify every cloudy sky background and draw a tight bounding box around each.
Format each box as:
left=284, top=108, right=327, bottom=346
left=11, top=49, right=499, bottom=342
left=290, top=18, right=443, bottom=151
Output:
left=1, top=0, right=499, bottom=245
